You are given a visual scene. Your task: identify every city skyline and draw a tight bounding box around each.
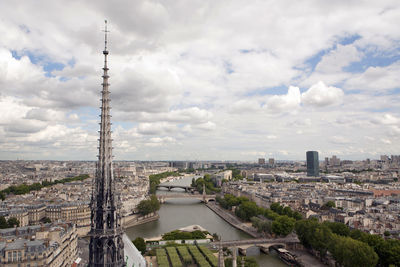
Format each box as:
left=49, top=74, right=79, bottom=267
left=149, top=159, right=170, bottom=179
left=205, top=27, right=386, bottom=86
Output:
left=1, top=1, right=400, bottom=161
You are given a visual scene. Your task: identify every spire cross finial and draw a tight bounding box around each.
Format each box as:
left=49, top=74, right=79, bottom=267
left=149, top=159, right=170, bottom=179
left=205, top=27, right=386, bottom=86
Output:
left=103, top=19, right=109, bottom=51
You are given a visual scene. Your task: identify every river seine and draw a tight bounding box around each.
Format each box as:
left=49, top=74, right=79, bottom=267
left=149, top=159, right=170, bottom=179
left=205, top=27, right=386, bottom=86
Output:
left=126, top=175, right=286, bottom=267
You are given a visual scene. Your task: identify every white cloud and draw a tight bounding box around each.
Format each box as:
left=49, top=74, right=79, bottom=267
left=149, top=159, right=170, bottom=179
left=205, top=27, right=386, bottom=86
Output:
left=371, top=113, right=400, bottom=125
left=344, top=62, right=400, bottom=91
left=265, top=86, right=301, bottom=113
left=137, top=122, right=177, bottom=135
left=315, top=44, right=362, bottom=73
left=1, top=0, right=400, bottom=160
left=301, top=81, right=344, bottom=107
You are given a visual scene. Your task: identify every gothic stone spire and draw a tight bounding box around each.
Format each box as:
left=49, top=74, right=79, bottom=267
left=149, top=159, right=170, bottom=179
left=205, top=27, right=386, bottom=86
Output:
left=89, top=20, right=125, bottom=267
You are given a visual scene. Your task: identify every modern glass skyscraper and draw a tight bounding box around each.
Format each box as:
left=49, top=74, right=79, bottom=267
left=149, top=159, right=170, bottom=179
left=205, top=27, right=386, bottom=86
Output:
left=306, top=151, right=319, bottom=177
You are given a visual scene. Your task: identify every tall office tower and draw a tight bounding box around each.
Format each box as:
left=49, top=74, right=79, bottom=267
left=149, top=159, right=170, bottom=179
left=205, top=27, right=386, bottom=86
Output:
left=306, top=151, right=319, bottom=177
left=268, top=158, right=275, bottom=166
left=89, top=21, right=124, bottom=267
left=258, top=158, right=266, bottom=165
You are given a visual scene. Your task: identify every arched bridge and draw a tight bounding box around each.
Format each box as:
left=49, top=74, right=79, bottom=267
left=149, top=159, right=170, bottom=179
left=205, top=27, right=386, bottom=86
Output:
left=157, top=193, right=216, bottom=203
left=211, top=236, right=301, bottom=255
left=156, top=184, right=195, bottom=192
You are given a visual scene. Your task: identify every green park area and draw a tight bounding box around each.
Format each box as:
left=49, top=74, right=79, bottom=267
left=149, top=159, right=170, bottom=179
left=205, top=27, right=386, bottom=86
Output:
left=155, top=245, right=218, bottom=267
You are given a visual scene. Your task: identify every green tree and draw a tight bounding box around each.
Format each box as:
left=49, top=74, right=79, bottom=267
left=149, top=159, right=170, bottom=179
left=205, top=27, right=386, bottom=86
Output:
left=225, top=257, right=258, bottom=267
left=133, top=237, right=146, bottom=255
left=235, top=201, right=260, bottom=221
left=137, top=195, right=160, bottom=215
left=282, top=206, right=293, bottom=217
left=41, top=217, right=51, bottom=223
left=0, top=217, right=8, bottom=229
left=271, top=215, right=295, bottom=236
left=322, top=221, right=350, bottom=236
left=264, top=209, right=279, bottom=220
left=292, top=211, right=303, bottom=220
left=251, top=217, right=272, bottom=234
left=330, top=235, right=378, bottom=267
left=322, top=201, right=335, bottom=209
left=379, top=239, right=400, bottom=266
left=7, top=217, right=20, bottom=227
left=295, top=219, right=321, bottom=248
left=309, top=223, right=333, bottom=258
left=270, top=202, right=283, bottom=214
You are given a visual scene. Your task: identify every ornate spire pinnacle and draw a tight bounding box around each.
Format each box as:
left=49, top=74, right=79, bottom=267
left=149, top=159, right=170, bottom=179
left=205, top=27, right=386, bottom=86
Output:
left=89, top=20, right=124, bottom=267
left=104, top=20, right=109, bottom=52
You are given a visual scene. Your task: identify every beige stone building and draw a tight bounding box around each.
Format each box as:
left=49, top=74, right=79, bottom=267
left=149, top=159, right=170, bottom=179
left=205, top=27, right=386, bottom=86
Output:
left=0, top=222, right=78, bottom=267
left=26, top=204, right=46, bottom=225
left=45, top=201, right=90, bottom=228
left=0, top=209, right=29, bottom=227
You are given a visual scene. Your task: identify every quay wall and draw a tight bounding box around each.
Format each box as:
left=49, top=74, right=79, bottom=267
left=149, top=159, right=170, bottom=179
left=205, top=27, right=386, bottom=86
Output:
left=78, top=213, right=159, bottom=237
left=205, top=202, right=260, bottom=238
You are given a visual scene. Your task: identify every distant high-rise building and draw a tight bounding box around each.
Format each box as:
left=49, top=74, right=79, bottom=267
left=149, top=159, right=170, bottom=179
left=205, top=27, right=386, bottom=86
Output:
left=89, top=21, right=124, bottom=266
left=258, top=158, right=266, bottom=165
left=268, top=158, right=275, bottom=166
left=330, top=155, right=340, bottom=166
left=306, top=151, right=319, bottom=177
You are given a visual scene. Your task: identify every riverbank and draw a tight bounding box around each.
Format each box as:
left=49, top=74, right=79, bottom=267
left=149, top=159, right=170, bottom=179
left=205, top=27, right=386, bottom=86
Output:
left=206, top=202, right=326, bottom=266
left=123, top=213, right=160, bottom=228
left=206, top=202, right=261, bottom=238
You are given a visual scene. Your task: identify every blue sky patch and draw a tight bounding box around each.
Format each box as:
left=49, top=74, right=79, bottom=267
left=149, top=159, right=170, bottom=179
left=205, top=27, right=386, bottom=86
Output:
left=239, top=49, right=254, bottom=54
left=245, top=85, right=289, bottom=96
left=10, top=49, right=67, bottom=77
left=338, top=34, right=362, bottom=46
left=223, top=61, right=234, bottom=74
left=43, top=62, right=65, bottom=77
left=343, top=50, right=400, bottom=73
left=302, top=50, right=328, bottom=72
left=301, top=34, right=362, bottom=73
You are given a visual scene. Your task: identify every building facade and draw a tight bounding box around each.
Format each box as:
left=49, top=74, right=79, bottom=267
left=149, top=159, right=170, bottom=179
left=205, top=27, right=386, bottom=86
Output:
left=0, top=222, right=78, bottom=267
left=306, top=151, right=319, bottom=177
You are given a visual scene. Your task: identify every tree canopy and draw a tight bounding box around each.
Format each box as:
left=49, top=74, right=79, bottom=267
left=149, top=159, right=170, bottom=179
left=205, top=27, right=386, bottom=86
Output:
left=137, top=195, right=160, bottom=215
left=162, top=230, right=207, bottom=240
left=294, top=218, right=399, bottom=266
left=0, top=217, right=20, bottom=229
left=149, top=171, right=181, bottom=194
left=133, top=237, right=146, bottom=255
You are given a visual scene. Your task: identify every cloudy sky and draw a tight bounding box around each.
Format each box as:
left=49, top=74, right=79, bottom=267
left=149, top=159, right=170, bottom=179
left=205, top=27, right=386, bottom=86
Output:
left=0, top=0, right=399, bottom=161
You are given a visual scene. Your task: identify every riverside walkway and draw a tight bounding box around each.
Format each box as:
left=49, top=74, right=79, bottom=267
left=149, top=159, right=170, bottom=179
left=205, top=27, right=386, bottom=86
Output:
left=211, top=236, right=300, bottom=247
left=206, top=202, right=261, bottom=238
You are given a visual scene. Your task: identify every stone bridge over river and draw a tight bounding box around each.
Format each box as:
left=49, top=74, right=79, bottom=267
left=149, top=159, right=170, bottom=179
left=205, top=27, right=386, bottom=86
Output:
left=157, top=193, right=216, bottom=203
left=156, top=184, right=196, bottom=192
left=211, top=236, right=301, bottom=255
left=157, top=183, right=216, bottom=203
